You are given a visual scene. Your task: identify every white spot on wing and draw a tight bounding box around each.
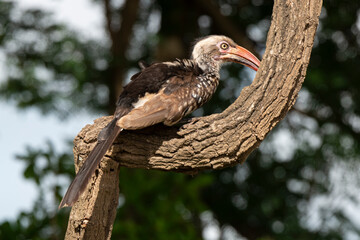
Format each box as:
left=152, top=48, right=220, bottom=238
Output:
left=132, top=98, right=148, bottom=108
left=132, top=93, right=155, bottom=108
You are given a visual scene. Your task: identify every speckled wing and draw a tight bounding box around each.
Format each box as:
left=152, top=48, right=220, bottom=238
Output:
left=117, top=72, right=199, bottom=130
left=114, top=59, right=205, bottom=130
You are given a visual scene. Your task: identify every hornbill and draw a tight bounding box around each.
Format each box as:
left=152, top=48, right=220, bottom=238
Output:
left=59, top=35, right=260, bottom=208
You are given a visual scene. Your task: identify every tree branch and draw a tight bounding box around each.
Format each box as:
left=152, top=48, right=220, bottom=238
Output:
left=64, top=0, right=323, bottom=239
left=103, top=0, right=115, bottom=45
left=104, top=0, right=140, bottom=113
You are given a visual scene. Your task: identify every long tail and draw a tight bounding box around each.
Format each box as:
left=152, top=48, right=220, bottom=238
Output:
left=59, top=118, right=123, bottom=208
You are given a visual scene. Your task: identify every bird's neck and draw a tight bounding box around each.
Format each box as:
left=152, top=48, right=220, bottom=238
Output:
left=193, top=54, right=221, bottom=77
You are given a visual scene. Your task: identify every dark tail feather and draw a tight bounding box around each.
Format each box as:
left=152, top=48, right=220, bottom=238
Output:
left=59, top=118, right=122, bottom=208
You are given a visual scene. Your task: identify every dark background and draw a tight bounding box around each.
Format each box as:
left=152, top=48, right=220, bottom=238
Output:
left=0, top=0, right=360, bottom=239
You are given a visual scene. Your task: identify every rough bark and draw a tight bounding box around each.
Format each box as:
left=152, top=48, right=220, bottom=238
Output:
left=64, top=0, right=323, bottom=239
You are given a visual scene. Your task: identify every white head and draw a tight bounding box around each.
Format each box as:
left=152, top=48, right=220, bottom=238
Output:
left=191, top=35, right=260, bottom=72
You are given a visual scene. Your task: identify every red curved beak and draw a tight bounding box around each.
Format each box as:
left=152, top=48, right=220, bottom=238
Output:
left=220, top=45, right=261, bottom=71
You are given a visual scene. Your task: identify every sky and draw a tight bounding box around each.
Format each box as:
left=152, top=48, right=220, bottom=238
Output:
left=0, top=0, right=103, bottom=221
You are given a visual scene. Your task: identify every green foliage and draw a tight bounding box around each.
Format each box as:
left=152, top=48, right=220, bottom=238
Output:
left=0, top=141, right=73, bottom=239
left=1, top=0, right=360, bottom=239
left=113, top=169, right=213, bottom=239
left=16, top=141, right=74, bottom=185
left=0, top=2, right=111, bottom=117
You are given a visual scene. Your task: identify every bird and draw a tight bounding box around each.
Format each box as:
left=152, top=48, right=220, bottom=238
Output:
left=59, top=35, right=261, bottom=208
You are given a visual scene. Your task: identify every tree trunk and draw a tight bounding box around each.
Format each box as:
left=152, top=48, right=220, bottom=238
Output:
left=64, top=0, right=323, bottom=239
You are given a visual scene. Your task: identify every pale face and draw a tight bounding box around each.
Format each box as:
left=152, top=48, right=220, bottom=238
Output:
left=191, top=35, right=237, bottom=63
left=191, top=35, right=260, bottom=72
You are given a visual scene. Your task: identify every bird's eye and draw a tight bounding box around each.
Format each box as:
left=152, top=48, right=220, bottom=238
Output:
left=220, top=42, right=229, bottom=50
